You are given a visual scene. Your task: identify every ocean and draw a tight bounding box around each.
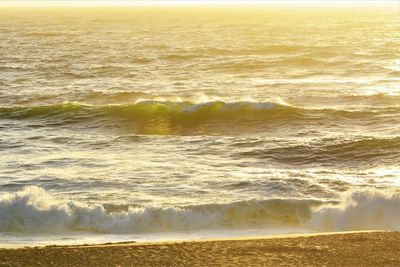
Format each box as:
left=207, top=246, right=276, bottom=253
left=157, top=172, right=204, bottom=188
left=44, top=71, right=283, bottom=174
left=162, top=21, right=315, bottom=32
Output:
left=0, top=4, right=399, bottom=246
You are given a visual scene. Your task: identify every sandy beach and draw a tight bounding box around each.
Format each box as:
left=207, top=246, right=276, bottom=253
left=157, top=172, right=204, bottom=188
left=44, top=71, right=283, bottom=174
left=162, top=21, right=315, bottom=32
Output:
left=0, top=231, right=399, bottom=266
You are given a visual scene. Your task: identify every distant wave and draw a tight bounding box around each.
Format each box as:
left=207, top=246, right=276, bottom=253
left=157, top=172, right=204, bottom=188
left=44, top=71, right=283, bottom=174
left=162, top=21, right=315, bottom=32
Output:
left=208, top=58, right=325, bottom=73
left=0, top=91, right=151, bottom=106
left=287, top=93, right=400, bottom=107
left=188, top=45, right=338, bottom=57
left=0, top=187, right=398, bottom=234
left=25, top=31, right=61, bottom=37
left=1, top=101, right=398, bottom=135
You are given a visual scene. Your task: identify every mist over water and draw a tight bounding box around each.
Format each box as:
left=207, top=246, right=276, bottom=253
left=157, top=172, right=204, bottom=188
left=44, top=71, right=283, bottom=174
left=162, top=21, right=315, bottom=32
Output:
left=0, top=6, right=399, bottom=245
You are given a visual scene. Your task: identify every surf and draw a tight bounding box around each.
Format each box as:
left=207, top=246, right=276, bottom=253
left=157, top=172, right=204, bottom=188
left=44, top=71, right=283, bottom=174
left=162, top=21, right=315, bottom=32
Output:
left=0, top=186, right=398, bottom=234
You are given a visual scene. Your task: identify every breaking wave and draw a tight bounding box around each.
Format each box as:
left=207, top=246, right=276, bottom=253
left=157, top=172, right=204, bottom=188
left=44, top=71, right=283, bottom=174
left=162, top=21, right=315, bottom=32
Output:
left=0, top=101, right=397, bottom=134
left=309, top=190, right=400, bottom=231
left=0, top=187, right=398, bottom=234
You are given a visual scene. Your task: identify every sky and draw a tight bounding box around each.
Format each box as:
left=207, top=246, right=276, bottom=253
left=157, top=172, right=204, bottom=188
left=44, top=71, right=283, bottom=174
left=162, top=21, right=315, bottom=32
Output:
left=0, top=0, right=396, bottom=6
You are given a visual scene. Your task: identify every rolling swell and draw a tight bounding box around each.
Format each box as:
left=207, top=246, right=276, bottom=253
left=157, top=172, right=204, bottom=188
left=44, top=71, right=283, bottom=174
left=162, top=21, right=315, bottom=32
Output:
left=238, top=136, right=400, bottom=167
left=0, top=101, right=397, bottom=134
left=0, top=186, right=398, bottom=234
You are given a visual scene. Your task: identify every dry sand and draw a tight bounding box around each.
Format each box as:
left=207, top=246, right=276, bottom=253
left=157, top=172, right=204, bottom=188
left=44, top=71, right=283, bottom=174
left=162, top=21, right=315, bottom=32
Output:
left=0, top=231, right=399, bottom=266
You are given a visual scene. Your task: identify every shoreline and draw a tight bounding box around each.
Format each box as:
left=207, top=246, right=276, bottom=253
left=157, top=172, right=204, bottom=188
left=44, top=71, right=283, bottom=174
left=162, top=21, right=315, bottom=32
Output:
left=0, top=231, right=399, bottom=266
left=0, top=230, right=382, bottom=249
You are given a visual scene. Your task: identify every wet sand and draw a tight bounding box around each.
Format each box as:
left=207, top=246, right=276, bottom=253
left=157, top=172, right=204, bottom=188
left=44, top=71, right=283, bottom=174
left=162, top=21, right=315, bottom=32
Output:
left=0, top=231, right=399, bottom=266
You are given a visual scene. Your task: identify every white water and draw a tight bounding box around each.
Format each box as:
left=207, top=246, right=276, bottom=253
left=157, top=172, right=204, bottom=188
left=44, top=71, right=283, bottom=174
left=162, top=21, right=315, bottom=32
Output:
left=0, top=186, right=398, bottom=246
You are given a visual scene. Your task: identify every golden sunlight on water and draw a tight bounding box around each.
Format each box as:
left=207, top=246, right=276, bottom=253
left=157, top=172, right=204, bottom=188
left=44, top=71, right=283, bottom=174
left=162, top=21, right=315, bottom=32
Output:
left=0, top=3, right=399, bottom=245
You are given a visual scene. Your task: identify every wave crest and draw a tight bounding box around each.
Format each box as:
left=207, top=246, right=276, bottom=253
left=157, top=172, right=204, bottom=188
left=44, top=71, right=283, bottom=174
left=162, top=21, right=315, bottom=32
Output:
left=309, top=190, right=400, bottom=231
left=0, top=101, right=299, bottom=134
left=0, top=187, right=398, bottom=234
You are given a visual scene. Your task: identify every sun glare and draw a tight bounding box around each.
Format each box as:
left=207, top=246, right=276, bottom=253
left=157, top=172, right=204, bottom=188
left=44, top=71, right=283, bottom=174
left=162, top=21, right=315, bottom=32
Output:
left=0, top=0, right=399, bottom=264
left=0, top=0, right=397, bottom=7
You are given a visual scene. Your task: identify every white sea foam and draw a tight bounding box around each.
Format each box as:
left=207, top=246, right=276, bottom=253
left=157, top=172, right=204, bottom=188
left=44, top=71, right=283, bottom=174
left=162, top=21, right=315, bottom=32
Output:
left=309, top=189, right=400, bottom=231
left=0, top=187, right=398, bottom=235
